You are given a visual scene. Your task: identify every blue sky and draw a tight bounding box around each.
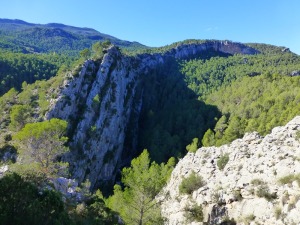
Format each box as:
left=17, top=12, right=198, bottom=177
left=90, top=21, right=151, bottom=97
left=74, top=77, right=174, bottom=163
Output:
left=1, top=0, right=299, bottom=54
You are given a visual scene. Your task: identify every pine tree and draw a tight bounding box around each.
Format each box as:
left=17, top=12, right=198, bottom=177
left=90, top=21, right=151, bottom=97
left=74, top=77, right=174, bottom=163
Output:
left=107, top=150, right=175, bottom=225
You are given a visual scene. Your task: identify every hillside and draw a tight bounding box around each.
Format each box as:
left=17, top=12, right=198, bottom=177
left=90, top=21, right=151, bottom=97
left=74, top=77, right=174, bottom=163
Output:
left=1, top=28, right=300, bottom=224
left=0, top=18, right=146, bottom=54
left=0, top=40, right=259, bottom=189
left=160, top=116, right=300, bottom=225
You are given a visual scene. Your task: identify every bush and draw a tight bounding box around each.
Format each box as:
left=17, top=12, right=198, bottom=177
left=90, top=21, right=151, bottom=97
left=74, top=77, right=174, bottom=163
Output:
left=274, top=207, right=282, bottom=220
left=186, top=138, right=199, bottom=153
left=184, top=203, right=204, bottom=222
left=296, top=130, right=300, bottom=141
left=255, top=185, right=277, bottom=201
left=278, top=173, right=300, bottom=186
left=220, top=217, right=237, bottom=225
left=243, top=214, right=255, bottom=224
left=217, top=153, right=229, bottom=170
left=250, top=178, right=265, bottom=186
left=179, top=171, right=205, bottom=195
left=0, top=173, right=71, bottom=225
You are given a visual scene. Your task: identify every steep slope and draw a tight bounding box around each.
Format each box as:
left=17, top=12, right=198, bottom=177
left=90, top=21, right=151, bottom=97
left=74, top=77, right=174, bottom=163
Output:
left=160, top=116, right=300, bottom=225
left=45, top=40, right=258, bottom=190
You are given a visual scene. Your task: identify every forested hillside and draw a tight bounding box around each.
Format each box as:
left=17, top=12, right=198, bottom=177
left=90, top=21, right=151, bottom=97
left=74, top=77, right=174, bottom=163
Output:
left=0, top=19, right=146, bottom=54
left=179, top=46, right=300, bottom=147
left=0, top=28, right=300, bottom=224
left=0, top=19, right=148, bottom=97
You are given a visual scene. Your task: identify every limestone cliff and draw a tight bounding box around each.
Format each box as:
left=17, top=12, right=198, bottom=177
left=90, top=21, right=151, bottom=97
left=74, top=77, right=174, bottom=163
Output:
left=46, top=40, right=258, bottom=189
left=160, top=116, right=300, bottom=225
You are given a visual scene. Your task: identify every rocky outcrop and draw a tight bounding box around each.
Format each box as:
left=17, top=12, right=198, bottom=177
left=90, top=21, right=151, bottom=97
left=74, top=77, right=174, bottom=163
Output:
left=47, top=46, right=143, bottom=189
left=160, top=116, right=300, bottom=225
left=46, top=41, right=258, bottom=190
left=168, top=40, right=258, bottom=59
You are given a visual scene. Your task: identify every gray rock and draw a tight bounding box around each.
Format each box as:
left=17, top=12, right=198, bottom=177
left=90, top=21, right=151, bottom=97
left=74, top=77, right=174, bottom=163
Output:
left=45, top=41, right=260, bottom=190
left=161, top=116, right=300, bottom=225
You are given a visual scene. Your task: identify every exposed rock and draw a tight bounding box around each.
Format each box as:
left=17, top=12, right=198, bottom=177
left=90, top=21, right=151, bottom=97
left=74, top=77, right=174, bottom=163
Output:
left=0, top=165, right=8, bottom=178
left=290, top=70, right=300, bottom=77
left=52, top=177, right=83, bottom=201
left=282, top=47, right=290, bottom=52
left=46, top=41, right=258, bottom=190
left=161, top=116, right=300, bottom=225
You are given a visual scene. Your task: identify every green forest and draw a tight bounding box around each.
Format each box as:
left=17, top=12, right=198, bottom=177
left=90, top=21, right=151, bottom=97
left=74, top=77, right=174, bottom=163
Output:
left=1, top=34, right=300, bottom=224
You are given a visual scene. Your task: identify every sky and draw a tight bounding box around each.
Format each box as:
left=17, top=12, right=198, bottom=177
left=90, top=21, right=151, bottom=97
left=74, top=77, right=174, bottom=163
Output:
left=1, top=0, right=299, bottom=54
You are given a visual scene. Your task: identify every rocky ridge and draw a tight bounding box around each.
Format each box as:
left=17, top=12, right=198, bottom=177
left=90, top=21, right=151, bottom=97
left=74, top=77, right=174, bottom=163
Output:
left=160, top=116, right=300, bottom=225
left=46, top=41, right=258, bottom=189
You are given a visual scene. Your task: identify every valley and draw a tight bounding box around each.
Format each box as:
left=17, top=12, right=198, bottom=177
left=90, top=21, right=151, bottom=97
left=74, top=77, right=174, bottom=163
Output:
left=0, top=18, right=300, bottom=225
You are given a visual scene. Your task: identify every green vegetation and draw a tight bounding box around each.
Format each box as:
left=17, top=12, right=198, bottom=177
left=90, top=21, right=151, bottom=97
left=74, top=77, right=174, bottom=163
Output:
left=221, top=217, right=237, bottom=225
left=186, top=138, right=200, bottom=153
left=251, top=179, right=277, bottom=201
left=69, top=189, right=118, bottom=225
left=107, top=150, right=175, bottom=225
left=251, top=178, right=265, bottom=186
left=256, top=185, right=277, bottom=201
left=278, top=173, right=300, bottom=186
left=242, top=214, right=256, bottom=225
left=178, top=47, right=300, bottom=147
left=179, top=171, right=205, bottom=195
left=137, top=57, right=220, bottom=163
left=274, top=206, right=282, bottom=220
left=0, top=19, right=146, bottom=55
left=1, top=35, right=300, bottom=224
left=184, top=203, right=204, bottom=223
left=296, top=130, right=300, bottom=141
left=217, top=153, right=229, bottom=170
left=0, top=51, right=74, bottom=95
left=13, top=118, right=69, bottom=176
left=9, top=104, right=32, bottom=131
left=0, top=173, right=71, bottom=225
left=0, top=172, right=119, bottom=225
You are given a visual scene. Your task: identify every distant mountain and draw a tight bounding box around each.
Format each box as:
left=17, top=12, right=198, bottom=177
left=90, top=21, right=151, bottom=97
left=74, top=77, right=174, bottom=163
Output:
left=0, top=18, right=147, bottom=55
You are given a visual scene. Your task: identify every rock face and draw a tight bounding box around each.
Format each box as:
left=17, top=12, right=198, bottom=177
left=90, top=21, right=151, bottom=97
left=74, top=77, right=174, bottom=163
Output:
left=46, top=41, right=258, bottom=189
left=160, top=116, right=300, bottom=225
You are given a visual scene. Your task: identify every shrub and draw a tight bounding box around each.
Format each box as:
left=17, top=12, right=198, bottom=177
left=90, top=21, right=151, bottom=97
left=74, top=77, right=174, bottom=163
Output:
left=184, top=203, right=204, bottom=222
left=233, top=189, right=243, bottom=201
left=243, top=214, right=255, bottom=225
left=186, top=138, right=199, bottom=153
left=278, top=173, right=300, bottom=186
left=217, top=153, right=229, bottom=170
left=179, top=171, right=205, bottom=195
left=220, top=217, right=237, bottom=225
left=250, top=179, right=276, bottom=201
left=92, top=94, right=100, bottom=111
left=296, top=130, right=300, bottom=141
left=251, top=178, right=265, bottom=186
left=274, top=207, right=282, bottom=220
left=0, top=173, right=71, bottom=225
left=255, top=185, right=277, bottom=201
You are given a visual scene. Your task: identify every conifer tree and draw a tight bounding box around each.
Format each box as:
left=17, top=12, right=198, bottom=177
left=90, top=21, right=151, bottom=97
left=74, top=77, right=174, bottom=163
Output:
left=107, top=150, right=175, bottom=225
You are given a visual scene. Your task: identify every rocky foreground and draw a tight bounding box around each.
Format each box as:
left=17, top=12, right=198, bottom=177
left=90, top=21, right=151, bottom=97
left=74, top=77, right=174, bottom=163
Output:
left=160, top=116, right=300, bottom=225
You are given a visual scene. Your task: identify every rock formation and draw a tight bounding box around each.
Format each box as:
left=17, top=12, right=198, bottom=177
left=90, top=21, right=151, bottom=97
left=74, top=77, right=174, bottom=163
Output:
left=46, top=41, right=258, bottom=189
left=160, top=116, right=300, bottom=225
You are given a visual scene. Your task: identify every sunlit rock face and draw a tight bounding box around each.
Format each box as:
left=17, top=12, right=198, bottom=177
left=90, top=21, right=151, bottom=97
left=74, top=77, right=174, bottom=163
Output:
left=160, top=116, right=300, bottom=225
left=46, top=41, right=258, bottom=190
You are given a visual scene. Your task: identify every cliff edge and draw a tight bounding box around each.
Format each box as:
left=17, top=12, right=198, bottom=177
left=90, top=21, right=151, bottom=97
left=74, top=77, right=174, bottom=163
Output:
left=160, top=116, right=300, bottom=225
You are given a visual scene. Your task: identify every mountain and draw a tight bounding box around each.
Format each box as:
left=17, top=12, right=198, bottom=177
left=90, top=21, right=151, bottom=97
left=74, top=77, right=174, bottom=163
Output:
left=0, top=40, right=259, bottom=190
left=1, top=23, right=300, bottom=223
left=0, top=18, right=146, bottom=54
left=160, top=116, right=300, bottom=225
left=1, top=36, right=300, bottom=191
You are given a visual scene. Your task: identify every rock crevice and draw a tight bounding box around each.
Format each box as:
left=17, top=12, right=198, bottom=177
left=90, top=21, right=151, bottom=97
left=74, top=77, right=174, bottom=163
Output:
left=46, top=41, right=258, bottom=189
